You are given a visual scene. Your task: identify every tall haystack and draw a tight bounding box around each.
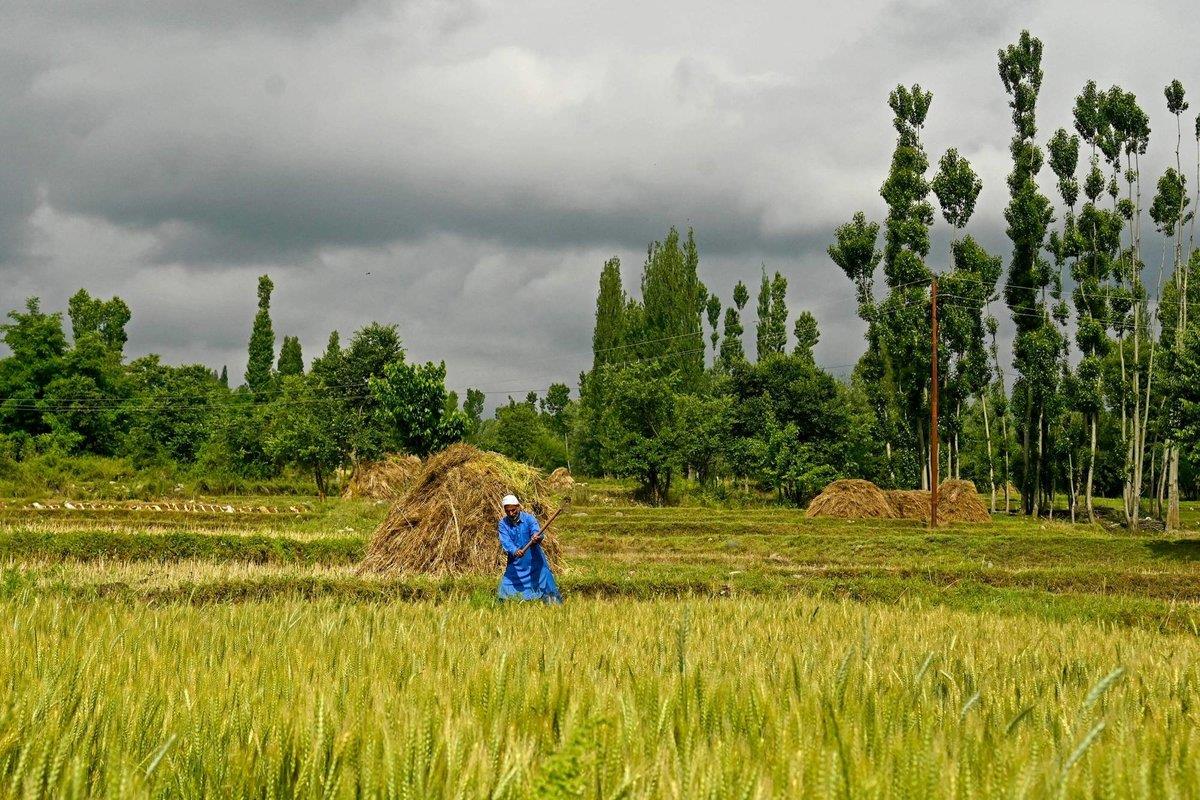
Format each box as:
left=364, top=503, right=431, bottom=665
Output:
left=341, top=455, right=422, bottom=500
left=884, top=481, right=991, bottom=523
left=359, top=444, right=565, bottom=575
left=805, top=479, right=896, bottom=519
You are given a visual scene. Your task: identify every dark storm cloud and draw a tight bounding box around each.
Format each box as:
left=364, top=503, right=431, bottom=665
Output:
left=1, top=0, right=1199, bottom=401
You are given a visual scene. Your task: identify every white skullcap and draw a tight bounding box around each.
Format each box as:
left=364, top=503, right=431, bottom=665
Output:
left=501, top=494, right=520, bottom=507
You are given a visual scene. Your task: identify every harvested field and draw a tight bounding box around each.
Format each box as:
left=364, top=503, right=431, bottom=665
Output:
left=341, top=455, right=421, bottom=500
left=360, top=444, right=566, bottom=575
left=805, top=479, right=895, bottom=519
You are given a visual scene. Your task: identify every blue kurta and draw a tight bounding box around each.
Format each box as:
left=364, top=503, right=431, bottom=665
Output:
left=497, top=510, right=562, bottom=603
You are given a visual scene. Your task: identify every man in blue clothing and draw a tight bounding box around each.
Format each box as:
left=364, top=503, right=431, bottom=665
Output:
left=497, top=494, right=562, bottom=603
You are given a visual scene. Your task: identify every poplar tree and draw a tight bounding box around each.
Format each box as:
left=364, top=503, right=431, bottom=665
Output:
left=767, top=272, right=789, bottom=355
left=592, top=257, right=626, bottom=368
left=245, top=275, right=275, bottom=395
left=639, top=227, right=705, bottom=388
left=792, top=312, right=819, bottom=362
left=998, top=31, right=1059, bottom=514
left=829, top=212, right=888, bottom=474
left=705, top=294, right=721, bottom=360
left=1154, top=80, right=1191, bottom=530
left=877, top=82, right=935, bottom=487
left=1071, top=80, right=1120, bottom=521
left=932, top=148, right=990, bottom=480
left=1103, top=85, right=1152, bottom=529
left=277, top=336, right=303, bottom=377
left=719, top=281, right=749, bottom=369
left=755, top=267, right=771, bottom=361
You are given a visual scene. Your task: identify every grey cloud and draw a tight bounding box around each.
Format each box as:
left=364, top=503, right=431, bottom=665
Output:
left=2, top=0, right=1200, bottom=405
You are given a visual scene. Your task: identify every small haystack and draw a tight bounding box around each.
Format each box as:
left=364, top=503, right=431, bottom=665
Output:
left=884, top=481, right=991, bottom=523
left=341, top=455, right=422, bottom=500
left=359, top=444, right=565, bottom=575
left=884, top=490, right=929, bottom=521
left=547, top=467, right=575, bottom=493
left=805, top=479, right=896, bottom=519
left=939, top=479, right=990, bottom=523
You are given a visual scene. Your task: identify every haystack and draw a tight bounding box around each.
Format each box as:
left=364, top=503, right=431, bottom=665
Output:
left=805, top=479, right=896, bottom=519
left=884, top=480, right=990, bottom=523
left=547, top=467, right=575, bottom=493
left=359, top=444, right=565, bottom=575
left=341, top=455, right=422, bottom=500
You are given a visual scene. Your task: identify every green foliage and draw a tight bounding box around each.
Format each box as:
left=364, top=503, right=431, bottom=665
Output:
left=245, top=274, right=276, bottom=394
left=478, top=398, right=568, bottom=471
left=277, top=335, right=304, bottom=377
left=596, top=363, right=680, bottom=503
left=592, top=257, right=627, bottom=368
left=638, top=227, right=706, bottom=389
left=67, top=289, right=131, bottom=354
left=718, top=281, right=748, bottom=370
left=931, top=148, right=983, bottom=227
left=370, top=360, right=466, bottom=458
left=792, top=311, right=819, bottom=361
left=264, top=375, right=347, bottom=497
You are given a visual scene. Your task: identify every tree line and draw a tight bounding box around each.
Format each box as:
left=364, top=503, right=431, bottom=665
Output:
left=3, top=31, right=1199, bottom=524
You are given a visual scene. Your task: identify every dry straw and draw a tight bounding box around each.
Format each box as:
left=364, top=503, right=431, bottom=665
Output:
left=341, top=455, right=422, bottom=500
left=805, top=479, right=896, bottom=519
left=359, top=444, right=565, bottom=575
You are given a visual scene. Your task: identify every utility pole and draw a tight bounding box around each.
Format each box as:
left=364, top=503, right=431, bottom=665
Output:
left=930, top=276, right=939, bottom=529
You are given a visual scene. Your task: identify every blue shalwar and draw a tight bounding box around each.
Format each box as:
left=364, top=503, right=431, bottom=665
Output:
left=497, top=510, right=562, bottom=603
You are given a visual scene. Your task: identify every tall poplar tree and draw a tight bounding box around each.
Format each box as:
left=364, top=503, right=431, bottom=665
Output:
left=1071, top=80, right=1121, bottom=521
left=829, top=212, right=891, bottom=477
left=245, top=275, right=275, bottom=395
left=998, top=31, right=1059, bottom=514
left=592, top=257, right=627, bottom=368
left=719, top=281, right=749, bottom=370
left=1154, top=80, right=1191, bottom=530
left=277, top=335, right=304, bottom=377
left=705, top=294, right=721, bottom=360
left=755, top=267, right=772, bottom=361
left=877, top=82, right=935, bottom=487
left=639, top=227, right=705, bottom=388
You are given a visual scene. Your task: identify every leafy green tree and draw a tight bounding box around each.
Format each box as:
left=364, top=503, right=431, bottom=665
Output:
left=718, top=281, right=749, bottom=370
left=829, top=212, right=891, bottom=477
left=1156, top=79, right=1191, bottom=529
left=122, top=357, right=224, bottom=467
left=705, top=294, right=721, bottom=360
left=245, top=275, right=275, bottom=395
left=998, top=31, right=1062, bottom=515
left=1071, top=80, right=1122, bottom=520
left=312, top=323, right=405, bottom=462
left=67, top=289, right=131, bottom=354
left=877, top=82, right=935, bottom=487
left=672, top=392, right=732, bottom=485
left=792, top=312, right=819, bottom=362
left=219, top=365, right=228, bottom=388
left=463, top=388, right=485, bottom=438
left=754, top=268, right=771, bottom=360
left=0, top=299, right=67, bottom=438
left=596, top=362, right=680, bottom=503
left=370, top=360, right=466, bottom=457
left=639, top=227, right=705, bottom=388
left=277, top=336, right=303, bottom=377
left=264, top=375, right=347, bottom=497
left=593, top=257, right=627, bottom=368
left=766, top=272, right=789, bottom=356
left=479, top=399, right=568, bottom=471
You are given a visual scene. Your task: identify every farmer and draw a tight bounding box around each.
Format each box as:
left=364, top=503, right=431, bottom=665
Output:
left=497, top=494, right=562, bottom=603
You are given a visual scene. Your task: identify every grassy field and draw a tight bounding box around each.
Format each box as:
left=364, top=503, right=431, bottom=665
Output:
left=1, top=488, right=1199, bottom=797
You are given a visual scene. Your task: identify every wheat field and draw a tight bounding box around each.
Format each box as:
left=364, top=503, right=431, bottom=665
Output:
left=2, top=594, right=1197, bottom=798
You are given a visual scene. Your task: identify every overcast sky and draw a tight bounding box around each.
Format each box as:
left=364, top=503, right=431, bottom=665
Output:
left=2, top=0, right=1198, bottom=406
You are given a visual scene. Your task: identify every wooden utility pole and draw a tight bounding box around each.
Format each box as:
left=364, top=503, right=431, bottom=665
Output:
left=930, top=276, right=939, bottom=529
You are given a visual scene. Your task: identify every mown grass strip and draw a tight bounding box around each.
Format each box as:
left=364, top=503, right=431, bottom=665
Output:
left=0, top=530, right=363, bottom=565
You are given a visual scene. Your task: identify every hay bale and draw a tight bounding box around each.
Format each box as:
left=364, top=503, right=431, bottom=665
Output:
left=884, top=490, right=929, bottom=521
left=547, top=467, right=575, bottom=493
left=939, top=479, right=990, bottom=523
left=359, top=444, right=565, bottom=575
left=805, top=479, right=895, bottom=519
left=342, top=455, right=422, bottom=500
left=883, top=481, right=991, bottom=523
